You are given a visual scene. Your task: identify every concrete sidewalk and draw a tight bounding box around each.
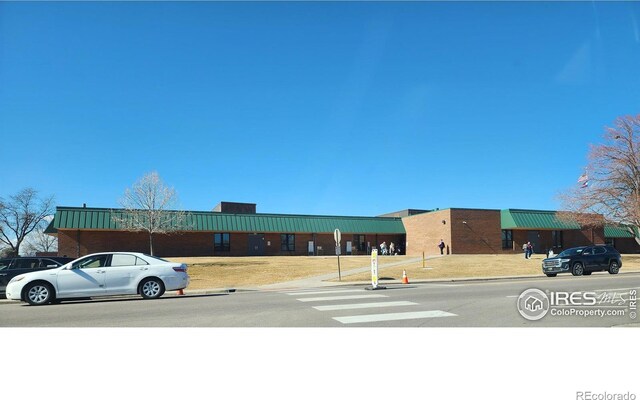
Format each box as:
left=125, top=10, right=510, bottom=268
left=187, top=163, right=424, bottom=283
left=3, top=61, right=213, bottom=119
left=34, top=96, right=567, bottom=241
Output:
left=162, top=270, right=640, bottom=299
left=260, top=255, right=431, bottom=290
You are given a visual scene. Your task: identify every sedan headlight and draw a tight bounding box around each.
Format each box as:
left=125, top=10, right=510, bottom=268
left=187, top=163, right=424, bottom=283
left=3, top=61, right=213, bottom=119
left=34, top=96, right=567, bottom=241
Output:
left=8, top=275, right=26, bottom=284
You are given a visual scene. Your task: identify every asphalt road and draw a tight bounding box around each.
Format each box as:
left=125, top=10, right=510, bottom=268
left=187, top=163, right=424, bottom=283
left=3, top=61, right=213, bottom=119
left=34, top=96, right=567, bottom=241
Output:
left=1, top=273, right=639, bottom=327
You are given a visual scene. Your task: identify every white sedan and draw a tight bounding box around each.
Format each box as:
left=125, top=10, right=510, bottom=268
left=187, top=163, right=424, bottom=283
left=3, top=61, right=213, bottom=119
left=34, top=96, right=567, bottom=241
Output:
left=5, top=252, right=189, bottom=305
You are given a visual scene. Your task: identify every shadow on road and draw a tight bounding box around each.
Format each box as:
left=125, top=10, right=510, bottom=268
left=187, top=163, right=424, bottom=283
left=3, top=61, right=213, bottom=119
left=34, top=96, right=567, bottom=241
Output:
left=14, top=293, right=231, bottom=306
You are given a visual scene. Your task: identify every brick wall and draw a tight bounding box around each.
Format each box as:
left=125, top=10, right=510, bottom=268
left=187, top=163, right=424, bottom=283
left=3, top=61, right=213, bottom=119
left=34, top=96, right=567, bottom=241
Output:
left=402, top=208, right=503, bottom=255
left=58, top=224, right=613, bottom=258
left=511, top=230, right=528, bottom=254
left=213, top=202, right=256, bottom=214
left=58, top=230, right=150, bottom=257
left=450, top=209, right=503, bottom=254
left=510, top=230, right=553, bottom=255
left=612, top=238, right=640, bottom=253
left=402, top=209, right=452, bottom=256
left=58, top=230, right=217, bottom=257
left=508, top=228, right=607, bottom=255
left=57, top=229, right=405, bottom=257
left=563, top=228, right=605, bottom=248
left=263, top=233, right=315, bottom=256
left=227, top=233, right=247, bottom=256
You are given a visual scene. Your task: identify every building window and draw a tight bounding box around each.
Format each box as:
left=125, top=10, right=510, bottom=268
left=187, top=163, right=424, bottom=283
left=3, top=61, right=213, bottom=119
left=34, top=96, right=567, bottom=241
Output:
left=501, top=230, right=513, bottom=249
left=214, top=233, right=230, bottom=252
left=355, top=235, right=366, bottom=252
left=552, top=231, right=563, bottom=248
left=281, top=234, right=295, bottom=251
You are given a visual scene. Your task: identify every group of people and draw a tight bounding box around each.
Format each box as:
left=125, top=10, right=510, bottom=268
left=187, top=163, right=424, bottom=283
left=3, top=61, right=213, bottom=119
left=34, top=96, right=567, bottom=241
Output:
left=379, top=239, right=548, bottom=258
left=379, top=239, right=447, bottom=255
left=379, top=241, right=400, bottom=255
left=523, top=242, right=555, bottom=259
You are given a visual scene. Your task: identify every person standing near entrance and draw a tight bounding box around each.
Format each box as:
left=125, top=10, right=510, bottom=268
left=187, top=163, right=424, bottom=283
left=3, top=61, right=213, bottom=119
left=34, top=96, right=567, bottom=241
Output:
left=523, top=242, right=528, bottom=258
left=526, top=242, right=533, bottom=259
left=438, top=239, right=445, bottom=255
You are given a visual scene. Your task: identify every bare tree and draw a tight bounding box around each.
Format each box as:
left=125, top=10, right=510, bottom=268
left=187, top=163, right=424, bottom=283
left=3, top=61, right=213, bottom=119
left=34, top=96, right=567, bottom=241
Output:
left=112, top=171, right=188, bottom=255
left=0, top=188, right=55, bottom=256
left=559, top=114, right=640, bottom=245
left=23, top=218, right=58, bottom=256
left=0, top=247, right=12, bottom=258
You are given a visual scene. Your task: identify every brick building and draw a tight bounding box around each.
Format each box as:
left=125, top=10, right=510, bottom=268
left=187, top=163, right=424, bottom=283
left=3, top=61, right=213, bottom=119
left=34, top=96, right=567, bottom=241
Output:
left=45, top=203, right=640, bottom=257
left=48, top=203, right=405, bottom=258
left=402, top=208, right=503, bottom=256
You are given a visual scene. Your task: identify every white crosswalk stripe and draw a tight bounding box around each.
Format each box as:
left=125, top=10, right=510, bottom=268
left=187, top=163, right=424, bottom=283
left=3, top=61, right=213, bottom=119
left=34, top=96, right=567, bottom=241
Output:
left=284, top=288, right=457, bottom=325
left=313, top=301, right=418, bottom=311
left=334, top=310, right=457, bottom=324
left=297, top=294, right=388, bottom=302
left=285, top=289, right=364, bottom=296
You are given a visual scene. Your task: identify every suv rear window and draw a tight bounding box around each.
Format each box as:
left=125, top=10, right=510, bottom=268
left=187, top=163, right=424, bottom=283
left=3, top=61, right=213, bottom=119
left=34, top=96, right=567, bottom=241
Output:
left=10, top=259, right=41, bottom=269
left=0, top=259, right=11, bottom=271
left=42, top=259, right=64, bottom=267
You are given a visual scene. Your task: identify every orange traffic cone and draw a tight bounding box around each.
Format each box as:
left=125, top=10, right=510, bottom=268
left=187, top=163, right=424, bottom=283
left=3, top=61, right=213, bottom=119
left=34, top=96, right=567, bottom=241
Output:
left=402, top=269, right=409, bottom=284
left=176, top=289, right=184, bottom=296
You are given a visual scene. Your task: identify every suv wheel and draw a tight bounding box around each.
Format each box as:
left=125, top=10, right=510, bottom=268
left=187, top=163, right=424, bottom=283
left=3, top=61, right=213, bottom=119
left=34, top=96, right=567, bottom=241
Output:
left=571, top=262, right=584, bottom=276
left=608, top=261, right=620, bottom=274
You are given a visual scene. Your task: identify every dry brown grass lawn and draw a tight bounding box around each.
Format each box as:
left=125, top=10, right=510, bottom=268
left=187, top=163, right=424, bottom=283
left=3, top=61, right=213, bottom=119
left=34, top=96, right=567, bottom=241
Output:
left=166, top=255, right=404, bottom=289
left=336, top=254, right=640, bottom=282
left=167, top=254, right=640, bottom=289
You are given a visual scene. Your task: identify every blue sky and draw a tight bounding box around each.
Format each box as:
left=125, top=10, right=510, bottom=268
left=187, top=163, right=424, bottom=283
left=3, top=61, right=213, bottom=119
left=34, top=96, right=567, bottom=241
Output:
left=2, top=1, right=640, bottom=217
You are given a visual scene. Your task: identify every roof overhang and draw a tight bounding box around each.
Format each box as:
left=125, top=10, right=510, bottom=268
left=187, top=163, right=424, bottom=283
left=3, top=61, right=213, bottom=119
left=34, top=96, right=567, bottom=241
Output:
left=501, top=209, right=581, bottom=230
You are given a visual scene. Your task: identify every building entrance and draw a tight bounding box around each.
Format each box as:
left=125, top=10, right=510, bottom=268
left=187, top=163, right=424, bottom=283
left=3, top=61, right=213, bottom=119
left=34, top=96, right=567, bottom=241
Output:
left=527, top=231, right=540, bottom=254
left=248, top=234, right=265, bottom=256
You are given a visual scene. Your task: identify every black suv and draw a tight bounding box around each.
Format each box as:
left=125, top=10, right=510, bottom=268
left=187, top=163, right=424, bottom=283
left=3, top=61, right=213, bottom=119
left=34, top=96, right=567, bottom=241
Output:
left=0, top=256, right=75, bottom=297
left=542, top=245, right=622, bottom=277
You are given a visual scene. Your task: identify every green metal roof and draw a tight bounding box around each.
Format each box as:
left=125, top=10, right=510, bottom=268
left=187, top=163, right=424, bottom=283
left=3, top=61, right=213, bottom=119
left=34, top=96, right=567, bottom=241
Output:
left=51, top=207, right=406, bottom=234
left=501, top=210, right=639, bottom=238
left=44, top=219, right=57, bottom=234
left=604, top=225, right=638, bottom=238
left=501, top=209, right=581, bottom=230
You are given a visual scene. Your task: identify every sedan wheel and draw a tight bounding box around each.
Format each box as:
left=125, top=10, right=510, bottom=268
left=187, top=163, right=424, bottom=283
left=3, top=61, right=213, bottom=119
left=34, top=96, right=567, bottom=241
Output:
left=571, top=263, right=584, bottom=276
left=140, top=278, right=165, bottom=299
left=609, top=261, right=620, bottom=274
left=25, top=282, right=54, bottom=306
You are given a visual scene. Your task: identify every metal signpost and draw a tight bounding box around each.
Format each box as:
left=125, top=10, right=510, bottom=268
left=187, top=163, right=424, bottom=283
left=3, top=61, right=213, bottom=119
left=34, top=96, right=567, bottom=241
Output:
left=334, top=228, right=342, bottom=281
